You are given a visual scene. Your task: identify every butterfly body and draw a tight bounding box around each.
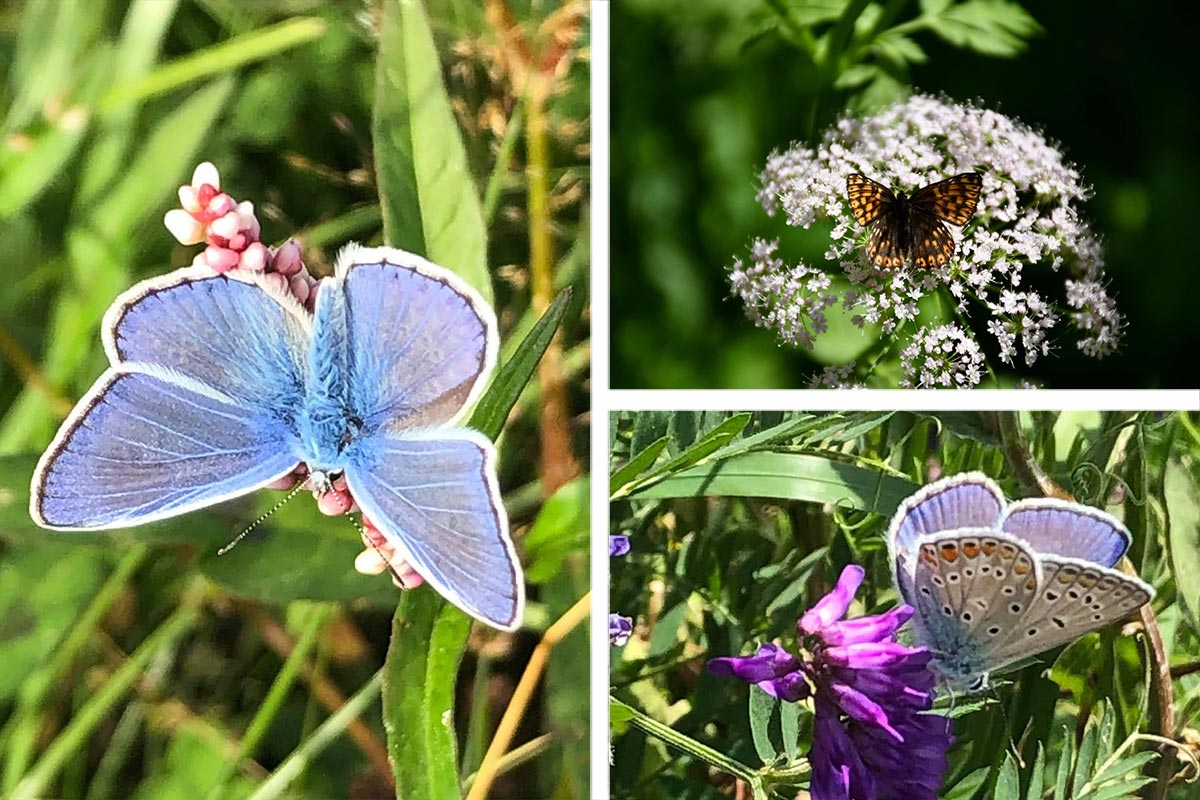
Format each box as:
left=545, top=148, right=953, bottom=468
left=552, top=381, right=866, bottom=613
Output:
left=846, top=172, right=982, bottom=268
left=887, top=473, right=1153, bottom=688
left=31, top=245, right=524, bottom=630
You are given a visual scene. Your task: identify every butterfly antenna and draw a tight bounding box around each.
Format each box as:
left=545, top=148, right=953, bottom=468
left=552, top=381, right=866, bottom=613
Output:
left=344, top=515, right=407, bottom=586
left=218, top=481, right=308, bottom=556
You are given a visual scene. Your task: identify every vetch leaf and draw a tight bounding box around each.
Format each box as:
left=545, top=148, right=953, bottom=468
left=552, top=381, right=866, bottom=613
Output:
left=522, top=476, right=588, bottom=584
left=609, top=435, right=669, bottom=496
left=995, top=751, right=1020, bottom=800
left=748, top=687, right=778, bottom=765
left=468, top=287, right=572, bottom=440
left=627, top=451, right=917, bottom=516
left=616, top=414, right=753, bottom=495
left=1165, top=457, right=1200, bottom=626
left=383, top=591, right=471, bottom=800
left=373, top=0, right=490, bottom=300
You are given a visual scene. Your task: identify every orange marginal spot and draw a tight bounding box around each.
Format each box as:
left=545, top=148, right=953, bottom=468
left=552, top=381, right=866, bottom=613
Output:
left=1078, top=574, right=1097, bottom=588
left=962, top=541, right=980, bottom=558
left=939, top=543, right=959, bottom=562
left=981, top=540, right=997, bottom=556
left=1057, top=571, right=1074, bottom=584
left=1026, top=578, right=1037, bottom=591
left=1013, top=560, right=1030, bottom=576
left=999, top=543, right=1016, bottom=559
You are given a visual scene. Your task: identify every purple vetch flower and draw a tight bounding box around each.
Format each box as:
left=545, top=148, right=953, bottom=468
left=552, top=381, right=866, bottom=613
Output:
left=707, top=565, right=953, bottom=800
left=609, top=613, right=633, bottom=647
left=609, top=534, right=631, bottom=557
left=728, top=94, right=1122, bottom=387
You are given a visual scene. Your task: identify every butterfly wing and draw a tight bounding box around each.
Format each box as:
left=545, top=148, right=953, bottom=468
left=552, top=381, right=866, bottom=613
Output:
left=1001, top=499, right=1130, bottom=567
left=334, top=245, right=497, bottom=431
left=986, top=557, right=1153, bottom=668
left=909, top=529, right=1041, bottom=684
left=33, top=271, right=310, bottom=530
left=31, top=366, right=301, bottom=529
left=103, top=269, right=310, bottom=408
left=906, top=208, right=956, bottom=267
left=846, top=174, right=894, bottom=227
left=866, top=222, right=907, bottom=269
left=909, top=172, right=982, bottom=226
left=342, top=429, right=523, bottom=630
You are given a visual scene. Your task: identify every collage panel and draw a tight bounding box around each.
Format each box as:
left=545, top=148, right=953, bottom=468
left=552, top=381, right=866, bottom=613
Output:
left=1, top=3, right=589, bottom=800
left=611, top=2, right=1200, bottom=389
left=609, top=410, right=1199, bottom=799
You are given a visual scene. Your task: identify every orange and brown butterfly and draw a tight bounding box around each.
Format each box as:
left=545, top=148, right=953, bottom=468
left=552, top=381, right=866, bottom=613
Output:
left=846, top=172, right=983, bottom=268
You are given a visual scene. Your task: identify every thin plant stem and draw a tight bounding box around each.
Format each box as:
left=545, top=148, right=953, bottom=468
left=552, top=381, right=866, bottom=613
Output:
left=466, top=592, right=590, bottom=800
left=244, top=670, right=384, bottom=800
left=0, top=322, right=73, bottom=417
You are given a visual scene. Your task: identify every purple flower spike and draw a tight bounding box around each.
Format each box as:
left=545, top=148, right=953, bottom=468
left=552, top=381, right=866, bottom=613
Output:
left=609, top=534, right=631, bottom=557
left=707, top=563, right=953, bottom=800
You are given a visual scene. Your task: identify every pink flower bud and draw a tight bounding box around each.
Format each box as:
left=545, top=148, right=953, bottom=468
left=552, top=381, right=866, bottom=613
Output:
left=191, top=162, right=220, bottom=191
left=273, top=239, right=304, bottom=276
left=203, top=246, right=239, bottom=273
left=288, top=274, right=311, bottom=303
left=178, top=185, right=201, bottom=214
left=209, top=210, right=241, bottom=241
left=240, top=242, right=268, bottom=272
left=163, top=209, right=205, bottom=245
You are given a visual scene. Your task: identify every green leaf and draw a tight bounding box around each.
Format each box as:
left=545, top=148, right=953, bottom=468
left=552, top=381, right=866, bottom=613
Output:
left=924, top=0, right=1042, bottom=58
left=833, top=63, right=879, bottom=89
left=1082, top=752, right=1158, bottom=795
left=995, top=752, right=1020, bottom=800
left=1026, top=743, right=1046, bottom=800
left=783, top=0, right=849, bottom=26
left=609, top=435, right=669, bottom=496
left=943, top=767, right=990, bottom=800
left=615, top=414, right=753, bottom=496
left=469, top=287, right=573, bottom=440
left=1073, top=713, right=1101, bottom=798
left=1054, top=725, right=1073, bottom=800
left=373, top=0, right=490, bottom=300
left=748, top=687, right=778, bottom=766
left=0, top=113, right=89, bottom=218
left=779, top=699, right=799, bottom=760
left=1165, top=457, right=1200, bottom=626
left=523, top=476, right=589, bottom=584
left=626, top=451, right=918, bottom=516
left=383, top=592, right=471, bottom=800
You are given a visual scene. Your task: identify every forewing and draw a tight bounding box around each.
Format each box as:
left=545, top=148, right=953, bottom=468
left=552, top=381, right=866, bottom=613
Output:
left=1001, top=499, right=1131, bottom=567
left=907, top=208, right=956, bottom=268
left=343, top=429, right=523, bottom=630
left=31, top=367, right=300, bottom=530
left=910, top=529, right=1040, bottom=682
left=846, top=174, right=893, bottom=227
left=988, top=558, right=1153, bottom=667
left=104, top=269, right=309, bottom=410
left=909, top=172, right=982, bottom=226
left=337, top=246, right=497, bottom=430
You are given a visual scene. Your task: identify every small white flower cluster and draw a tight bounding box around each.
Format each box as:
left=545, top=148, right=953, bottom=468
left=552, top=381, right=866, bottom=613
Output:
left=899, top=324, right=985, bottom=388
left=728, top=237, right=838, bottom=350
left=730, top=94, right=1122, bottom=384
left=807, top=363, right=863, bottom=389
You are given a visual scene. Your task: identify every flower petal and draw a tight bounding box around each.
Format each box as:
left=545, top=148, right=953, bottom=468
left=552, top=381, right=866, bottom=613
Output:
left=163, top=209, right=205, bottom=245
left=707, top=643, right=803, bottom=684
left=820, top=604, right=913, bottom=645
left=609, top=534, right=631, bottom=557
left=799, top=565, right=865, bottom=635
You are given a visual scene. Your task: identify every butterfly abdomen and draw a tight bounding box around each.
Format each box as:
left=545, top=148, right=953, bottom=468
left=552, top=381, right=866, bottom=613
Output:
left=892, top=191, right=912, bottom=253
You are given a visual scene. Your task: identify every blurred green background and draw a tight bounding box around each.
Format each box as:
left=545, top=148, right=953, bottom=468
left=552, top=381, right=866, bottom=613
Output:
left=0, top=1, right=589, bottom=798
left=611, top=0, right=1200, bottom=388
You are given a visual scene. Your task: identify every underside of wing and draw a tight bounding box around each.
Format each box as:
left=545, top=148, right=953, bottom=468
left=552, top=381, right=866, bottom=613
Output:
left=988, top=557, right=1153, bottom=666
left=104, top=269, right=309, bottom=413
left=343, top=429, right=522, bottom=630
left=32, top=366, right=300, bottom=530
left=335, top=247, right=497, bottom=431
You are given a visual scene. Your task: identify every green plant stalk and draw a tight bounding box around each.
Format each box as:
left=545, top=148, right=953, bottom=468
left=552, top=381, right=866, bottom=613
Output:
left=99, top=17, right=327, bottom=114
left=205, top=604, right=336, bottom=800
left=9, top=585, right=202, bottom=800
left=462, top=732, right=554, bottom=792
left=482, top=101, right=524, bottom=225
left=83, top=700, right=145, bottom=800
left=2, top=544, right=149, bottom=795
left=526, top=79, right=577, bottom=496
left=246, top=670, right=384, bottom=800
left=620, top=701, right=761, bottom=787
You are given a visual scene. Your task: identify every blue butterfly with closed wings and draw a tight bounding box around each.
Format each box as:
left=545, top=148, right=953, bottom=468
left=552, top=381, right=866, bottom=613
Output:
left=887, top=472, right=1153, bottom=689
left=30, top=244, right=524, bottom=631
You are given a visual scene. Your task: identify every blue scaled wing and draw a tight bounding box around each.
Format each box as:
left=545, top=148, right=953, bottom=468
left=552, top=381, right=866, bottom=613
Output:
left=102, top=268, right=310, bottom=411
left=1000, top=499, right=1130, bottom=567
left=31, top=366, right=301, bottom=529
left=336, top=246, right=497, bottom=431
left=343, top=429, right=523, bottom=630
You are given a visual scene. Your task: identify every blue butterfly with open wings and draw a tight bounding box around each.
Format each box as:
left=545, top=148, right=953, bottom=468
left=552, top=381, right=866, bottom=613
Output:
left=30, top=244, right=524, bottom=631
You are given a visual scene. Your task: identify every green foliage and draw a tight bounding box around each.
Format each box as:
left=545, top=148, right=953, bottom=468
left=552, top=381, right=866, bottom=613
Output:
left=0, top=1, right=589, bottom=798
left=610, top=410, right=1196, bottom=800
